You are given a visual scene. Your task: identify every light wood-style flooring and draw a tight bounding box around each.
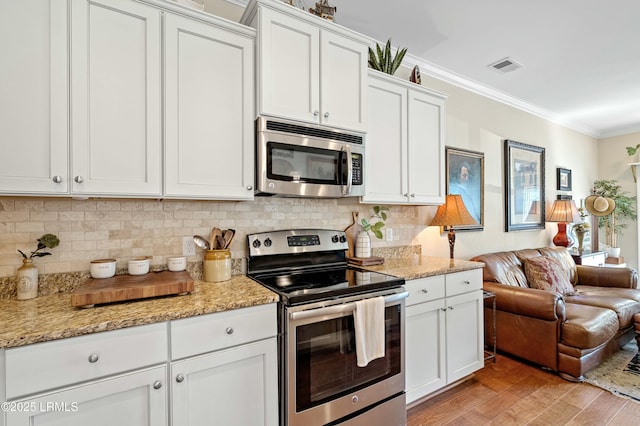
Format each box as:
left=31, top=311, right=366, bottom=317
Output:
left=407, top=353, right=640, bottom=425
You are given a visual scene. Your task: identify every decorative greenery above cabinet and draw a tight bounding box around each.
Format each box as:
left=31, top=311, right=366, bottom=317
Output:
left=241, top=0, right=370, bottom=133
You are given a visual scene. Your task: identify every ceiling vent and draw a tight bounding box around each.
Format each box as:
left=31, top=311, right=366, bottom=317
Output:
left=488, top=57, right=523, bottom=73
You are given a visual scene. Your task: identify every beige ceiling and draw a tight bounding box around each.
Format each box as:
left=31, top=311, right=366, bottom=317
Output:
left=209, top=0, right=640, bottom=139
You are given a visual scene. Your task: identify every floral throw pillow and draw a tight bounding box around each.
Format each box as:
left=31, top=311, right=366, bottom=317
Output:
left=524, top=256, right=575, bottom=296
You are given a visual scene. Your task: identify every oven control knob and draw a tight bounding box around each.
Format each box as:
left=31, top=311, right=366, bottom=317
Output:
left=331, top=235, right=339, bottom=243
left=339, top=235, right=347, bottom=243
left=264, top=238, right=272, bottom=247
left=252, top=239, right=261, bottom=248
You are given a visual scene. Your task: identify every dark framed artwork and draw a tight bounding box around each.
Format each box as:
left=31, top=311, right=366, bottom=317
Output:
left=504, top=140, right=545, bottom=231
left=557, top=167, right=572, bottom=191
left=446, top=147, right=484, bottom=231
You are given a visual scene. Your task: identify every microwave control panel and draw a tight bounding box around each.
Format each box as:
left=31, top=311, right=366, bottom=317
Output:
left=352, top=153, right=363, bottom=185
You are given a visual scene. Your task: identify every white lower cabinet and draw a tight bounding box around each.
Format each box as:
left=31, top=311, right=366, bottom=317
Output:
left=171, top=338, right=277, bottom=426
left=5, top=366, right=168, bottom=426
left=405, top=269, right=484, bottom=405
left=2, top=305, right=279, bottom=426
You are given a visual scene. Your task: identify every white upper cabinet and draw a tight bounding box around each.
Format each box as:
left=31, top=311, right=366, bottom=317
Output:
left=0, top=0, right=69, bottom=195
left=163, top=13, right=255, bottom=200
left=242, top=0, right=368, bottom=133
left=363, top=70, right=446, bottom=205
left=70, top=0, right=162, bottom=197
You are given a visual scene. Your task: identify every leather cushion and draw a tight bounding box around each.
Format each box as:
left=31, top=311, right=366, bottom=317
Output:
left=567, top=293, right=640, bottom=328
left=470, top=251, right=528, bottom=287
left=524, top=256, right=575, bottom=296
left=562, top=303, right=619, bottom=349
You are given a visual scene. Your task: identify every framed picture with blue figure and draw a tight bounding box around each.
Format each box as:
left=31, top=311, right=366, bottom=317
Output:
left=445, top=147, right=484, bottom=231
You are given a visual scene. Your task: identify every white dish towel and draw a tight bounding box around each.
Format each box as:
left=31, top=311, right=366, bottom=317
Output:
left=354, top=296, right=386, bottom=367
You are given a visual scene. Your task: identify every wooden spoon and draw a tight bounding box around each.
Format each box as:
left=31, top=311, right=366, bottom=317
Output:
left=210, top=227, right=222, bottom=249
left=222, top=229, right=235, bottom=249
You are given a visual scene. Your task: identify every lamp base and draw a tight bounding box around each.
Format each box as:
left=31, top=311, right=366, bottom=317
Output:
left=552, top=223, right=571, bottom=247
left=447, top=228, right=456, bottom=259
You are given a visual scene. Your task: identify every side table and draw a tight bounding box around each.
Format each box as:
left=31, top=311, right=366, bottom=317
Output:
left=483, top=290, right=496, bottom=363
left=570, top=250, right=606, bottom=267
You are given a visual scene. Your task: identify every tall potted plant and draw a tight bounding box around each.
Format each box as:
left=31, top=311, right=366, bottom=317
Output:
left=592, top=179, right=637, bottom=254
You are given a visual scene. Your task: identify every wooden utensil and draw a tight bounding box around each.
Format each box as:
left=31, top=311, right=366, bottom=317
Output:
left=222, top=229, right=235, bottom=249
left=210, top=227, right=222, bottom=249
left=216, top=235, right=226, bottom=251
left=344, top=211, right=360, bottom=258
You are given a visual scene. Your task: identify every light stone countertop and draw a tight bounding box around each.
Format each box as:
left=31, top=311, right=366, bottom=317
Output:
left=0, top=275, right=278, bottom=349
left=0, top=255, right=484, bottom=349
left=356, top=256, right=485, bottom=280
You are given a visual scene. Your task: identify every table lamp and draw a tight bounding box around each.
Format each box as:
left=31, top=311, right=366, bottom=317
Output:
left=547, top=199, right=581, bottom=247
left=430, top=194, right=477, bottom=259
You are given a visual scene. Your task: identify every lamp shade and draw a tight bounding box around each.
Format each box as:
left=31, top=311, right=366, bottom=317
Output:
left=547, top=200, right=581, bottom=223
left=430, top=194, right=478, bottom=227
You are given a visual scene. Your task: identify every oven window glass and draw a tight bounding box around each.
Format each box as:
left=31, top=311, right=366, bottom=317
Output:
left=295, top=305, right=401, bottom=411
left=267, top=142, right=345, bottom=185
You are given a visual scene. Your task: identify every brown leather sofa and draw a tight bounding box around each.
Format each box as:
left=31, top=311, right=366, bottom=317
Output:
left=471, top=247, right=640, bottom=381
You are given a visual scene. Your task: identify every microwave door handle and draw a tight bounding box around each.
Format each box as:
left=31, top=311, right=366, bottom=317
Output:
left=289, top=291, right=408, bottom=321
left=342, top=145, right=352, bottom=196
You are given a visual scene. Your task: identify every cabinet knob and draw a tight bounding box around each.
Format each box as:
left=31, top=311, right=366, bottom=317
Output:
left=410, top=193, right=415, bottom=197
left=175, top=374, right=185, bottom=383
left=52, top=175, right=62, bottom=183
left=313, top=110, right=319, bottom=116
left=463, top=280, right=470, bottom=285
left=441, top=308, right=447, bottom=312
left=246, top=185, right=253, bottom=191
left=225, top=327, right=234, bottom=335
left=403, top=193, right=409, bottom=197
left=88, top=353, right=99, bottom=363
left=74, top=176, right=84, bottom=183
left=421, top=289, right=428, bottom=294
left=324, top=112, right=330, bottom=118
left=448, top=306, right=454, bottom=310
left=153, top=380, right=162, bottom=390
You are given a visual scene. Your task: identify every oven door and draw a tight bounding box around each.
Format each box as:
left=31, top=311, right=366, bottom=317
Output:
left=285, top=289, right=407, bottom=426
left=256, top=124, right=364, bottom=198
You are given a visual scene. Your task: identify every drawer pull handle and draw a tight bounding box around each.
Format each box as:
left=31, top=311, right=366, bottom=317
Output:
left=421, top=289, right=428, bottom=294
left=226, top=327, right=234, bottom=335
left=88, top=353, right=99, bottom=363
left=463, top=280, right=470, bottom=285
left=153, top=380, right=162, bottom=390
left=176, top=374, right=185, bottom=383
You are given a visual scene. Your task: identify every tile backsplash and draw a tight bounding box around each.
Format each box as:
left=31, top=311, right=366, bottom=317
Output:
left=0, top=197, right=426, bottom=278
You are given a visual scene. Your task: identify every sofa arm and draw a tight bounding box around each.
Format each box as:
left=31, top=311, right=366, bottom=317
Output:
left=576, top=265, right=638, bottom=289
left=484, top=281, right=566, bottom=321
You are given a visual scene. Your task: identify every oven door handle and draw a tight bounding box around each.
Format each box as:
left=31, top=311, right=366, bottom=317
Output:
left=289, top=291, right=408, bottom=321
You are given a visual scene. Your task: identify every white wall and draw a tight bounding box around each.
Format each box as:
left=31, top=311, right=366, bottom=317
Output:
left=597, top=132, right=640, bottom=270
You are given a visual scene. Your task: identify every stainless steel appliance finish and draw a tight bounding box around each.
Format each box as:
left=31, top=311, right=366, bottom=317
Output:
left=255, top=117, right=365, bottom=198
left=247, top=229, right=407, bottom=426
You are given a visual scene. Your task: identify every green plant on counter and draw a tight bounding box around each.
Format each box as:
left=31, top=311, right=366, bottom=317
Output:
left=368, top=39, right=407, bottom=75
left=361, top=206, right=389, bottom=239
left=18, top=233, right=60, bottom=259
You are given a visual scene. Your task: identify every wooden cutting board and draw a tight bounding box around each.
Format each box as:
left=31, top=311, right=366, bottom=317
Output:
left=344, top=211, right=360, bottom=258
left=71, top=271, right=194, bottom=308
left=347, top=256, right=384, bottom=266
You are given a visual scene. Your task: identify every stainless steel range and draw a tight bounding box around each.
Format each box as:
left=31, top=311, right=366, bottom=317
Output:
left=247, top=229, right=407, bottom=426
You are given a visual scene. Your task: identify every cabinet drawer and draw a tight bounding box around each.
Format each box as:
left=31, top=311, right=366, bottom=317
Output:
left=405, top=275, right=445, bottom=306
left=171, top=303, right=276, bottom=360
left=445, top=269, right=482, bottom=297
left=5, top=322, right=167, bottom=399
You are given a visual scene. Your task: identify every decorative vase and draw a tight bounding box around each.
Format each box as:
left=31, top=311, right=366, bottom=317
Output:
left=16, top=258, right=38, bottom=300
left=355, top=231, right=371, bottom=258
left=574, top=229, right=586, bottom=252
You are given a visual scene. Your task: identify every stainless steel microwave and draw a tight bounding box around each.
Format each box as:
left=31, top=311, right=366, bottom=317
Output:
left=255, top=117, right=365, bottom=198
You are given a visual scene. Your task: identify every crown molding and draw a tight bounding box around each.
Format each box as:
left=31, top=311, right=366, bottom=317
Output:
left=402, top=53, right=601, bottom=138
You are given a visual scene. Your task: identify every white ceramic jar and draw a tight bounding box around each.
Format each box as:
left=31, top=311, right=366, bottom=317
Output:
left=167, top=256, right=187, bottom=272
left=90, top=258, right=117, bottom=279
left=128, top=258, right=150, bottom=275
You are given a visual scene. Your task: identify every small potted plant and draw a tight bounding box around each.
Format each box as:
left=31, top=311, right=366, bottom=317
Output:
left=16, top=233, right=60, bottom=300
left=572, top=206, right=590, bottom=252
left=356, top=206, right=389, bottom=258
left=592, top=179, right=637, bottom=256
left=368, top=39, right=407, bottom=76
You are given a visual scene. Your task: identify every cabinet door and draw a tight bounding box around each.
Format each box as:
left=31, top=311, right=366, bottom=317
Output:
left=164, top=14, right=254, bottom=200
left=362, top=75, right=408, bottom=204
left=0, top=0, right=68, bottom=195
left=258, top=7, right=319, bottom=125
left=70, top=0, right=162, bottom=196
left=319, top=31, right=367, bottom=132
left=171, top=338, right=278, bottom=426
left=405, top=298, right=446, bottom=404
left=5, top=366, right=167, bottom=426
left=407, top=89, right=445, bottom=204
left=445, top=290, right=484, bottom=383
